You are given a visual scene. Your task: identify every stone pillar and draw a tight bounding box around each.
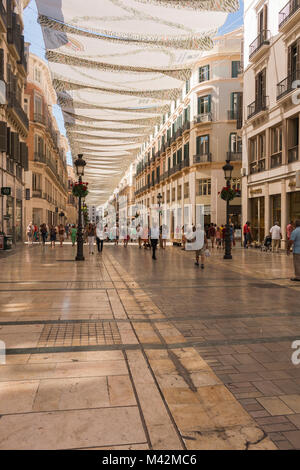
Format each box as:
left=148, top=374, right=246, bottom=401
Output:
left=264, top=183, right=270, bottom=237
left=189, top=170, right=196, bottom=225
left=281, top=179, right=287, bottom=248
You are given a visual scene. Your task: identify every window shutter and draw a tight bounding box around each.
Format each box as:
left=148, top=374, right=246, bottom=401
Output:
left=208, top=95, right=211, bottom=113
left=7, top=127, right=11, bottom=156
left=263, top=4, right=268, bottom=31
left=0, top=121, right=7, bottom=152
left=198, top=96, right=201, bottom=115
left=297, top=39, right=300, bottom=76
left=196, top=136, right=200, bottom=155
left=262, top=69, right=267, bottom=106
left=288, top=45, right=292, bottom=79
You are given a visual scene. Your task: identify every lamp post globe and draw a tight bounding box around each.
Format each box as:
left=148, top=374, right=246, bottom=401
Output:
left=223, top=160, right=234, bottom=260
left=74, top=154, right=86, bottom=261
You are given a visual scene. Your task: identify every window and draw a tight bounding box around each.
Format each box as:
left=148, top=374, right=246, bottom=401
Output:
left=199, top=65, right=210, bottom=82
left=185, top=79, right=190, bottom=94
left=255, top=69, right=267, bottom=107
left=184, top=142, right=189, bottom=162
left=271, top=127, right=282, bottom=155
left=232, top=61, right=240, bottom=78
left=34, top=66, right=42, bottom=84
left=196, top=135, right=209, bottom=155
left=184, top=105, right=190, bottom=123
left=184, top=182, right=189, bottom=199
left=34, top=93, right=43, bottom=116
left=178, top=185, right=182, bottom=200
left=172, top=188, right=176, bottom=201
left=172, top=153, right=176, bottom=166
left=198, top=95, right=211, bottom=115
left=197, top=179, right=211, bottom=196
left=32, top=173, right=42, bottom=190
left=229, top=133, right=242, bottom=153
left=24, top=97, right=29, bottom=116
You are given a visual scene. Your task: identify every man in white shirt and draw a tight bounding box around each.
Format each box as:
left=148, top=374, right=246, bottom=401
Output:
left=150, top=223, right=160, bottom=260
left=96, top=222, right=105, bottom=253
left=270, top=222, right=282, bottom=253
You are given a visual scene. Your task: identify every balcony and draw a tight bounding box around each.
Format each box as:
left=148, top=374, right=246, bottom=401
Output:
left=0, top=1, right=7, bottom=33
left=270, top=152, right=282, bottom=169
left=34, top=113, right=46, bottom=125
left=182, top=121, right=190, bottom=132
left=194, top=113, right=213, bottom=124
left=247, top=96, right=269, bottom=120
left=34, top=152, right=46, bottom=164
left=250, top=159, right=266, bottom=175
left=288, top=146, right=299, bottom=163
left=279, top=0, right=300, bottom=31
left=227, top=110, right=238, bottom=120
left=32, top=189, right=42, bottom=198
left=7, top=13, right=21, bottom=61
left=193, top=153, right=212, bottom=164
left=17, top=36, right=27, bottom=75
left=277, top=70, right=300, bottom=100
left=249, top=30, right=271, bottom=61
left=227, top=151, right=242, bottom=161
left=175, top=127, right=183, bottom=139
left=7, top=91, right=29, bottom=131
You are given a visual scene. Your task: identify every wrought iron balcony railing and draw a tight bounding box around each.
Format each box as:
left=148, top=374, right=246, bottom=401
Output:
left=279, top=0, right=300, bottom=28
left=193, top=153, right=212, bottom=164
left=247, top=96, right=269, bottom=119
left=249, top=30, right=271, bottom=60
left=277, top=70, right=300, bottom=100
left=270, top=152, right=282, bottom=169
left=288, top=146, right=299, bottom=163
left=227, top=151, right=242, bottom=161
left=194, top=113, right=212, bottom=124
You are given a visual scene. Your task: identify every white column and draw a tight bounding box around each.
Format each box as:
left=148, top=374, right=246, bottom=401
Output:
left=264, top=183, right=270, bottom=237
left=281, top=179, right=287, bottom=248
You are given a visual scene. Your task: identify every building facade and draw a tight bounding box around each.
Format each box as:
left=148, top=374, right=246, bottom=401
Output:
left=134, top=29, right=243, bottom=239
left=24, top=53, right=68, bottom=230
left=242, top=0, right=300, bottom=243
left=0, top=0, right=29, bottom=243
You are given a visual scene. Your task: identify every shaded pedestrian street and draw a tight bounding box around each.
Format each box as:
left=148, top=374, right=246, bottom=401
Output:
left=1, top=244, right=300, bottom=449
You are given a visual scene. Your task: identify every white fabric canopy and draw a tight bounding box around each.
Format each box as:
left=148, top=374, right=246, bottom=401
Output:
left=36, top=0, right=239, bottom=204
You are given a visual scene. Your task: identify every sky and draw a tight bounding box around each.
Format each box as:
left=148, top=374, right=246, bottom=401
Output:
left=23, top=0, right=244, bottom=166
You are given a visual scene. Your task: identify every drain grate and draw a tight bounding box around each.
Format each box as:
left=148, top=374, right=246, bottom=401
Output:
left=37, top=321, right=122, bottom=347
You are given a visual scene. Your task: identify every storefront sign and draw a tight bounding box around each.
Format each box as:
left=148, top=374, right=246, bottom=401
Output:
left=296, top=171, right=300, bottom=188
left=1, top=187, right=11, bottom=196
left=250, top=189, right=262, bottom=195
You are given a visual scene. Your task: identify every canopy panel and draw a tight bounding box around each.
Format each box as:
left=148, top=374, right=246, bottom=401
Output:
left=36, top=0, right=239, bottom=204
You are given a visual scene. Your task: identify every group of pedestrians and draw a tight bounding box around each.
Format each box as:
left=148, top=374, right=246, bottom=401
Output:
left=26, top=222, right=78, bottom=247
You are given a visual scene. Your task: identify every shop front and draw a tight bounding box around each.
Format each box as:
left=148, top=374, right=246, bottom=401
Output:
left=250, top=196, right=265, bottom=242
left=289, top=191, right=300, bottom=222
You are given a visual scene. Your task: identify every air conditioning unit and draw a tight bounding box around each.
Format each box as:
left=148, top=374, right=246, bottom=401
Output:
left=241, top=167, right=247, bottom=177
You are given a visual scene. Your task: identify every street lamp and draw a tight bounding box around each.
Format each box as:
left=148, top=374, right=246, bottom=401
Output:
left=74, top=154, right=86, bottom=261
left=223, top=159, right=233, bottom=260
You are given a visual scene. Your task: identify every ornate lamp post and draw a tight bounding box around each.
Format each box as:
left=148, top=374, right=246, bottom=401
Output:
left=223, top=160, right=234, bottom=260
left=74, top=154, right=86, bottom=261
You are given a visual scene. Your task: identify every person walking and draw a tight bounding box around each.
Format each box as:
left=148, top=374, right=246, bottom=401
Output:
left=186, top=224, right=209, bottom=269
left=287, top=221, right=294, bottom=252
left=87, top=223, right=96, bottom=254
left=161, top=223, right=168, bottom=249
left=208, top=223, right=216, bottom=249
left=96, top=222, right=104, bottom=253
left=270, top=221, right=282, bottom=253
left=65, top=224, right=70, bottom=240
left=243, top=221, right=249, bottom=248
left=287, top=220, right=300, bottom=281
left=137, top=224, right=143, bottom=249
left=33, top=224, right=39, bottom=243
left=216, top=226, right=222, bottom=249
left=50, top=225, right=57, bottom=248
left=40, top=223, right=48, bottom=245
left=150, top=223, right=159, bottom=260
left=71, top=224, right=77, bottom=246
left=27, top=222, right=34, bottom=245
left=58, top=224, right=65, bottom=247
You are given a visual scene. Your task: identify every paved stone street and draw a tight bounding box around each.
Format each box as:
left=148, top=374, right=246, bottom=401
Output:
left=1, top=243, right=300, bottom=449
